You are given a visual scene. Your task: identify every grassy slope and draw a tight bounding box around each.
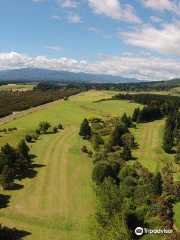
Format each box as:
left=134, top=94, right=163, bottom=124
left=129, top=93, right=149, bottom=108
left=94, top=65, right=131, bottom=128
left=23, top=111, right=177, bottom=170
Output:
left=0, top=91, right=141, bottom=240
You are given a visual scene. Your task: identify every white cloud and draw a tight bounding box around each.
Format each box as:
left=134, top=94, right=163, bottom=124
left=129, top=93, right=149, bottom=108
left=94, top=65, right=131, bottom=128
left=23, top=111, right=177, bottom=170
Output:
left=150, top=16, right=162, bottom=22
left=43, top=46, right=64, bottom=51
left=141, top=0, right=180, bottom=15
left=88, top=28, right=113, bottom=39
left=51, top=15, right=61, bottom=20
left=56, top=0, right=79, bottom=8
left=1, top=51, right=180, bottom=81
left=88, top=0, right=141, bottom=23
left=67, top=12, right=83, bottom=23
left=119, top=21, right=180, bottom=57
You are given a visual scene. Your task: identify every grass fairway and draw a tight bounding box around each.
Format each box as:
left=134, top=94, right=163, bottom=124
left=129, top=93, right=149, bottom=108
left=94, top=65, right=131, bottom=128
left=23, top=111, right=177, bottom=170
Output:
left=0, top=90, right=141, bottom=240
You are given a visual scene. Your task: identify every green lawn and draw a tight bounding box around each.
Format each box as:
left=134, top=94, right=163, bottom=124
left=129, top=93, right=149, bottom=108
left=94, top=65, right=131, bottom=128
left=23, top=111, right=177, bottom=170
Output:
left=0, top=90, right=180, bottom=238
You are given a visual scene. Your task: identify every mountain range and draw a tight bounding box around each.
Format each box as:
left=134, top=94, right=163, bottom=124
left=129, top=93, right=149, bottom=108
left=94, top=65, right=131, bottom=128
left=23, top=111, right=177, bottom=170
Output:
left=0, top=68, right=141, bottom=83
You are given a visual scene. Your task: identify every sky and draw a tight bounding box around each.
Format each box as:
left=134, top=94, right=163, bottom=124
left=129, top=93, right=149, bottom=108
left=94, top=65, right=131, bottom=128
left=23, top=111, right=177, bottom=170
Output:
left=0, top=0, right=180, bottom=81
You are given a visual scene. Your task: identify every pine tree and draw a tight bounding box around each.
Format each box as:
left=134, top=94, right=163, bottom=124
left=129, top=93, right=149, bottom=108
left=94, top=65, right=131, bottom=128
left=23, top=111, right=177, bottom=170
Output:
left=79, top=119, right=91, bottom=138
left=17, top=140, right=30, bottom=160
left=0, top=166, right=14, bottom=189
left=120, top=143, right=132, bottom=161
left=175, top=140, right=180, bottom=164
left=132, top=107, right=140, bottom=122
left=111, top=124, right=129, bottom=146
left=162, top=128, right=174, bottom=153
left=152, top=172, right=163, bottom=196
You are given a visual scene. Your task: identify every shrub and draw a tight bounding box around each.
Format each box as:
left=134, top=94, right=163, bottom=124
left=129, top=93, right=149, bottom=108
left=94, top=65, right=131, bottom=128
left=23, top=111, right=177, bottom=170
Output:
left=58, top=124, right=63, bottom=129
left=35, top=129, right=41, bottom=135
left=25, top=135, right=32, bottom=143
left=81, top=145, right=88, bottom=153
left=33, top=134, right=39, bottom=140
left=88, top=116, right=102, bottom=123
left=53, top=126, right=58, bottom=133
left=88, top=150, right=93, bottom=158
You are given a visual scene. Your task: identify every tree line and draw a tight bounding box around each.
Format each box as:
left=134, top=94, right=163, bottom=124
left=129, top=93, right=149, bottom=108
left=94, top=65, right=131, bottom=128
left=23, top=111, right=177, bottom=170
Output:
left=79, top=116, right=180, bottom=239
left=0, top=88, right=81, bottom=118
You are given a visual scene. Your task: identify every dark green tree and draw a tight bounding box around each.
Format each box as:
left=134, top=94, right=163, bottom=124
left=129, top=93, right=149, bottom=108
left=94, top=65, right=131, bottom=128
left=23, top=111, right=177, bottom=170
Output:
left=25, top=135, right=32, bottom=143
left=79, top=119, right=91, bottom=138
left=111, top=124, right=129, bottom=146
left=152, top=172, right=163, bottom=196
left=0, top=166, right=14, bottom=189
left=17, top=140, right=30, bottom=160
left=1, top=144, right=18, bottom=167
left=92, top=161, right=120, bottom=184
left=162, top=129, right=174, bottom=153
left=35, top=129, right=40, bottom=135
left=39, top=122, right=51, bottom=134
left=58, top=124, right=63, bottom=129
left=120, top=143, right=132, bottom=161
left=53, top=126, right=58, bottom=133
left=132, top=107, right=140, bottom=122
left=175, top=141, right=180, bottom=164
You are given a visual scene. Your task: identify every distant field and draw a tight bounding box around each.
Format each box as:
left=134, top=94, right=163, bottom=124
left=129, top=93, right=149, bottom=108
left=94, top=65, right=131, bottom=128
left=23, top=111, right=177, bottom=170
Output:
left=0, top=90, right=180, bottom=238
left=0, top=84, right=35, bottom=91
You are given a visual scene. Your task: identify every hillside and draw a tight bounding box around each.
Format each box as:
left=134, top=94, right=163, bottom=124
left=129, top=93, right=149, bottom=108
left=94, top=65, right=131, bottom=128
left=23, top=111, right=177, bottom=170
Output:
left=0, top=68, right=140, bottom=83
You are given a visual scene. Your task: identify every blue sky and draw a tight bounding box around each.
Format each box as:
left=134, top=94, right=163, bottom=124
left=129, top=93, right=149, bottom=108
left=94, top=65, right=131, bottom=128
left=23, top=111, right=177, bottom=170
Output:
left=0, top=0, right=180, bottom=80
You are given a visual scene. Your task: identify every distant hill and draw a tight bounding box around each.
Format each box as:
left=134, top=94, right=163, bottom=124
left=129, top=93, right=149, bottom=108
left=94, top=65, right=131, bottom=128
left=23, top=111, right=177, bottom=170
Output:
left=0, top=68, right=141, bottom=83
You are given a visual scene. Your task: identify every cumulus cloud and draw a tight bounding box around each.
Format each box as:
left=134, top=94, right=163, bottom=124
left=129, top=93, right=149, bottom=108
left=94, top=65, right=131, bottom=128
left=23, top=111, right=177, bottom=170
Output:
left=88, top=0, right=141, bottom=23
left=56, top=0, right=79, bottom=8
left=1, top=51, right=180, bottom=81
left=119, top=20, right=180, bottom=57
left=67, top=12, right=83, bottom=23
left=141, top=0, right=180, bottom=15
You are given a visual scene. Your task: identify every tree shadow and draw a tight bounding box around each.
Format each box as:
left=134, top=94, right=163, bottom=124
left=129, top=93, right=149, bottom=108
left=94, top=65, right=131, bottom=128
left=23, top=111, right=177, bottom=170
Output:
left=16, top=162, right=46, bottom=181
left=131, top=157, right=138, bottom=161
left=133, top=143, right=139, bottom=149
left=29, top=154, right=37, bottom=160
left=45, top=131, right=57, bottom=135
left=0, top=226, right=31, bottom=240
left=0, top=193, right=11, bottom=209
left=6, top=183, right=24, bottom=191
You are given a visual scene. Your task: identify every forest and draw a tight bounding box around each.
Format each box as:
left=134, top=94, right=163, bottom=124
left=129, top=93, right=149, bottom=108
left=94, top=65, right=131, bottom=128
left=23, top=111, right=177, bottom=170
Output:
left=0, top=87, right=81, bottom=118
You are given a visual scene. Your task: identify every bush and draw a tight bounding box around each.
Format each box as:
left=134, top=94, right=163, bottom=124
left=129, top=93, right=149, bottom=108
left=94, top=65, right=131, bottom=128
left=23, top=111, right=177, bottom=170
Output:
left=88, top=150, right=93, bottom=158
left=81, top=145, right=88, bottom=153
left=64, top=96, right=68, bottom=101
left=88, top=116, right=102, bottom=123
left=25, top=135, right=32, bottom=143
left=35, top=129, right=41, bottom=135
left=53, top=126, right=58, bottom=133
left=39, top=122, right=51, bottom=134
left=33, top=134, right=39, bottom=140
left=58, top=124, right=63, bottom=129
